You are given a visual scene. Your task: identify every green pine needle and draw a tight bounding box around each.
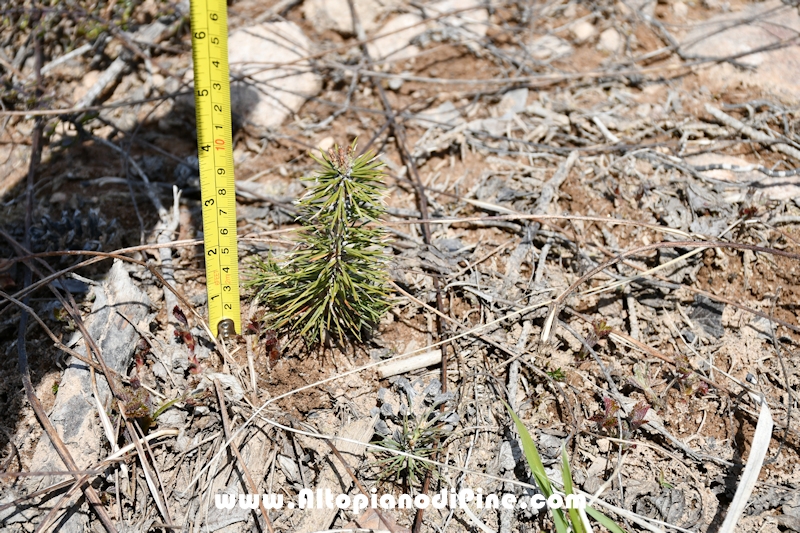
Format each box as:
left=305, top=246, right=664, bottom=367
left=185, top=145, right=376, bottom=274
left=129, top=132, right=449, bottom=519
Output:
left=248, top=140, right=392, bottom=345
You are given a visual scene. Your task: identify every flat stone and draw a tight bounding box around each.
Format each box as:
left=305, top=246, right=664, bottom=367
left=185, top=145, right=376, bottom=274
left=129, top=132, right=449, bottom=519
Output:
left=682, top=0, right=800, bottom=103
left=303, top=0, right=384, bottom=35
left=423, top=0, right=489, bottom=38
left=367, top=13, right=427, bottom=60
left=227, top=22, right=322, bottom=129
left=495, top=87, right=529, bottom=119
left=317, top=136, right=335, bottom=152
left=26, top=261, right=153, bottom=533
left=414, top=100, right=463, bottom=128
left=367, top=0, right=488, bottom=60
left=527, top=34, right=573, bottom=60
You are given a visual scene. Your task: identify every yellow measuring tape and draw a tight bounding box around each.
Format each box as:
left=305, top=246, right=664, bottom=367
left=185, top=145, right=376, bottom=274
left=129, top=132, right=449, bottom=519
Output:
left=190, top=0, right=241, bottom=337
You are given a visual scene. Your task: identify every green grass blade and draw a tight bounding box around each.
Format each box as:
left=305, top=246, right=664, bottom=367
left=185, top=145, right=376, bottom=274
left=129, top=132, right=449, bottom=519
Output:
left=585, top=506, right=628, bottom=533
left=502, top=401, right=569, bottom=533
left=562, top=447, right=587, bottom=533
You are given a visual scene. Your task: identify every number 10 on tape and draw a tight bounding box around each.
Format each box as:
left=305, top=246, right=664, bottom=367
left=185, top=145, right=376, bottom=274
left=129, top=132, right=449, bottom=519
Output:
left=190, top=0, right=241, bottom=337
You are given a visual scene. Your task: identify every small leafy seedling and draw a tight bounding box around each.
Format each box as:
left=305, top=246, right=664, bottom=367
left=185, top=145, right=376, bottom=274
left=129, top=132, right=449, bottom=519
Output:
left=590, top=397, right=651, bottom=444
left=578, top=319, right=613, bottom=359
left=658, top=469, right=674, bottom=490
left=249, top=140, right=392, bottom=345
left=173, top=306, right=201, bottom=373
left=590, top=397, right=621, bottom=434
left=671, top=353, right=709, bottom=399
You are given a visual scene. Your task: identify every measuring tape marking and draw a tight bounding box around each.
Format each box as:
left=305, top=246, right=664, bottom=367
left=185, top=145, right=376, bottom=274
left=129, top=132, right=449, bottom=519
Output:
left=190, top=0, right=242, bottom=336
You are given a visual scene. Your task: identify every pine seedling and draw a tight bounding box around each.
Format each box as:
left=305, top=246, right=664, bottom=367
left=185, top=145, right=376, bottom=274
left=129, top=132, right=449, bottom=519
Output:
left=249, top=140, right=392, bottom=345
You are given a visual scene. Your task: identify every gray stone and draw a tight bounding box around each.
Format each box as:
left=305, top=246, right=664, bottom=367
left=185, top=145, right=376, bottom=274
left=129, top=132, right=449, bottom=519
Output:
left=156, top=408, right=187, bottom=429
left=26, top=260, right=152, bottom=533
left=226, top=22, right=322, bottom=129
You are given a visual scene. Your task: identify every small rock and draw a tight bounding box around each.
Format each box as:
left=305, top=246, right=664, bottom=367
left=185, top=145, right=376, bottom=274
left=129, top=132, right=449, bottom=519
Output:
left=747, top=316, right=774, bottom=341
left=583, top=475, right=603, bottom=494
left=673, top=1, right=688, bottom=19
left=0, top=490, right=37, bottom=523
left=571, top=20, right=597, bottom=43
left=388, top=76, right=404, bottom=91
left=682, top=0, right=800, bottom=102
left=435, top=238, right=465, bottom=253
left=499, top=440, right=517, bottom=471
left=414, top=100, right=463, bottom=128
left=175, top=429, right=195, bottom=452
left=525, top=101, right=570, bottom=126
left=587, top=456, right=613, bottom=478
left=151, top=73, right=165, bottom=88
left=318, top=136, right=335, bottom=152
left=537, top=433, right=565, bottom=460
left=597, top=28, right=621, bottom=53
left=634, top=103, right=652, bottom=118
left=157, top=409, right=187, bottom=428
left=227, top=22, right=322, bottom=129
left=527, top=34, right=572, bottom=60
left=495, top=88, right=528, bottom=119
left=200, top=373, right=245, bottom=401
left=784, top=493, right=800, bottom=518
left=49, top=192, right=68, bottom=204
left=468, top=117, right=506, bottom=136
left=171, top=349, right=191, bottom=373
left=152, top=361, right=169, bottom=381
left=303, top=0, right=383, bottom=35
left=367, top=14, right=427, bottom=60
left=423, top=0, right=489, bottom=38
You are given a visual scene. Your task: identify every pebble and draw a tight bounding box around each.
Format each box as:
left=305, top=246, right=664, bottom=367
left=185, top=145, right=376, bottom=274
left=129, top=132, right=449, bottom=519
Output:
left=571, top=20, right=597, bottom=43
left=673, top=1, right=689, bottom=19
left=597, top=28, right=621, bottom=53
left=318, top=136, right=335, bottom=152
